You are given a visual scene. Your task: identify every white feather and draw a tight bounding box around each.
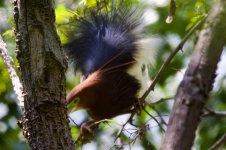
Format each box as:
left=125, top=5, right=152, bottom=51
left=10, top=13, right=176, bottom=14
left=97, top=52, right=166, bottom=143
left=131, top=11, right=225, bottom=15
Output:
left=127, top=37, right=160, bottom=97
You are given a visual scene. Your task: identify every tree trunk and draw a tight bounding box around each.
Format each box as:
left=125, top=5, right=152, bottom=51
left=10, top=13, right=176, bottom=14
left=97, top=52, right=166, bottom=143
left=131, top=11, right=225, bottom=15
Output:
left=161, top=0, right=226, bottom=149
left=13, top=0, right=75, bottom=149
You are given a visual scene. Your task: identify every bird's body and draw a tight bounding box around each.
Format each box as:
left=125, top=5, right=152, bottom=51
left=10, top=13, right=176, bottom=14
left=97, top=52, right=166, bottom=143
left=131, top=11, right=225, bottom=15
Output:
left=66, top=70, right=140, bottom=120
left=64, top=2, right=153, bottom=122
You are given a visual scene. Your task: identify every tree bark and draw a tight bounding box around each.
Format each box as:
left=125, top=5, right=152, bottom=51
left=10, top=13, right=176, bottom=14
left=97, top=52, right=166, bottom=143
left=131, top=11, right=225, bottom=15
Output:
left=13, top=0, right=74, bottom=149
left=161, top=0, right=226, bottom=149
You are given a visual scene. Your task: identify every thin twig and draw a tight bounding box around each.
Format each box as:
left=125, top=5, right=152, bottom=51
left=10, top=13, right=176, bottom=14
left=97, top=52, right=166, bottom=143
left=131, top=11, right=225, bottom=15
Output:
left=140, top=16, right=206, bottom=103
left=152, top=97, right=174, bottom=105
left=129, top=125, right=147, bottom=145
left=0, top=35, right=24, bottom=112
left=145, top=101, right=167, bottom=126
left=209, top=132, right=226, bottom=150
left=69, top=116, right=79, bottom=127
left=114, top=111, right=136, bottom=142
left=143, top=108, right=165, bottom=132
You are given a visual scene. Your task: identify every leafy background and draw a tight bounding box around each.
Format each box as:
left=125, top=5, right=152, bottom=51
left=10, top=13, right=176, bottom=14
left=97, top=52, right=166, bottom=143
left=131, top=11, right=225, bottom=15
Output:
left=0, top=0, right=225, bottom=149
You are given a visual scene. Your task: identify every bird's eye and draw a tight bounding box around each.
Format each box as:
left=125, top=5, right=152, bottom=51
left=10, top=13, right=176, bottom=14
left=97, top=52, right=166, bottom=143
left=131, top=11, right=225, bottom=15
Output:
left=73, top=97, right=80, bottom=103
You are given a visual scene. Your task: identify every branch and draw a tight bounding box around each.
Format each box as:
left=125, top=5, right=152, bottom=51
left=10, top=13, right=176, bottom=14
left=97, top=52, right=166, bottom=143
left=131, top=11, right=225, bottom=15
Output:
left=145, top=101, right=167, bottom=126
left=114, top=110, right=136, bottom=142
left=143, top=108, right=165, bottom=132
left=203, top=107, right=226, bottom=117
left=140, top=15, right=206, bottom=103
left=114, top=107, right=166, bottom=144
left=0, top=35, right=24, bottom=112
left=152, top=97, right=174, bottom=105
left=209, top=132, right=226, bottom=150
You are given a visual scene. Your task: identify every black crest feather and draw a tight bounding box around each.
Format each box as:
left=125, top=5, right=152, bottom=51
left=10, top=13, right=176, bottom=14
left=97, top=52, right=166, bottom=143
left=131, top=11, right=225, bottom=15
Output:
left=64, top=1, right=143, bottom=78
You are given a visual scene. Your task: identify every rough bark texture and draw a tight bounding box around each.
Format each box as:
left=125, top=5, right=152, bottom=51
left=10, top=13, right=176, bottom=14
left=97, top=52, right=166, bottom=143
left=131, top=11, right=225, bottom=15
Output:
left=14, top=0, right=75, bottom=149
left=161, top=0, right=226, bottom=150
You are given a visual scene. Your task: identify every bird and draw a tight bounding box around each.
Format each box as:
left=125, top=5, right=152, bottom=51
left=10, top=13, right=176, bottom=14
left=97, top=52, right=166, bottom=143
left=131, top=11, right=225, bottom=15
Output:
left=64, top=0, right=156, bottom=141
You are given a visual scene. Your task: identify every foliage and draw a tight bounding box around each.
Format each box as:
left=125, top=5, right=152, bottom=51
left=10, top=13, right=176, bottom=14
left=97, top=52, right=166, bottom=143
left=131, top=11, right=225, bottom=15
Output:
left=0, top=1, right=29, bottom=150
left=0, top=0, right=225, bottom=149
left=0, top=57, right=28, bottom=150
